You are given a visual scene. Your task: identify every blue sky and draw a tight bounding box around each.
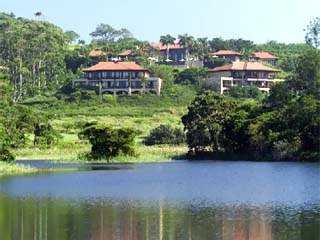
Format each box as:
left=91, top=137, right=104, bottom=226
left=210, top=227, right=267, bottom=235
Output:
left=1, top=0, right=319, bottom=44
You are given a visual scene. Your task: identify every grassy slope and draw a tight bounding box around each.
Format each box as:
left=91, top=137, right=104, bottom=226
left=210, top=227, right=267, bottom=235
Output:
left=16, top=91, right=194, bottom=162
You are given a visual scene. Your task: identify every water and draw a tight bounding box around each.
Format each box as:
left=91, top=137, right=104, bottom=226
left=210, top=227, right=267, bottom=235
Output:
left=0, top=161, right=319, bottom=239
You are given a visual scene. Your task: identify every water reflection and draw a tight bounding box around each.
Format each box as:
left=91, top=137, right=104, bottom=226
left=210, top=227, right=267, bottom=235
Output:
left=0, top=196, right=319, bottom=240
left=1, top=161, right=319, bottom=239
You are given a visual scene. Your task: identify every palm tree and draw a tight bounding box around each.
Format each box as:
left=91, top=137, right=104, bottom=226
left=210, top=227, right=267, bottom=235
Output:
left=160, top=34, right=176, bottom=61
left=178, top=34, right=194, bottom=61
left=197, top=37, right=211, bottom=60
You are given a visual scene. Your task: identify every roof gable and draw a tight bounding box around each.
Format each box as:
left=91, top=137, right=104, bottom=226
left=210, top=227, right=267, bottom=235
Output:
left=150, top=42, right=184, bottom=50
left=209, top=61, right=280, bottom=72
left=83, top=61, right=148, bottom=72
left=253, top=52, right=278, bottom=59
left=213, top=50, right=242, bottom=56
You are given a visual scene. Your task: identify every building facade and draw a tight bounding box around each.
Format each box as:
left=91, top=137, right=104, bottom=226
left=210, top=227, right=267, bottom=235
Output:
left=73, top=61, right=162, bottom=95
left=250, top=52, right=278, bottom=66
left=150, top=43, right=203, bottom=68
left=213, top=50, right=243, bottom=62
left=207, top=61, right=283, bottom=94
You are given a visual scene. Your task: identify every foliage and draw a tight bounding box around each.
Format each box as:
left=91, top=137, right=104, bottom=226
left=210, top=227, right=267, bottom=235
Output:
left=90, top=23, right=132, bottom=42
left=182, top=48, right=320, bottom=161
left=182, top=91, right=237, bottom=153
left=225, top=86, right=264, bottom=100
left=79, top=123, right=138, bottom=160
left=175, top=67, right=208, bottom=86
left=0, top=73, right=14, bottom=161
left=204, top=55, right=230, bottom=68
left=0, top=13, right=68, bottom=101
left=144, top=124, right=186, bottom=145
left=34, top=120, right=61, bottom=148
left=304, top=17, right=320, bottom=48
left=160, top=34, right=176, bottom=60
left=148, top=64, right=176, bottom=90
left=0, top=147, right=15, bottom=162
left=65, top=30, right=80, bottom=44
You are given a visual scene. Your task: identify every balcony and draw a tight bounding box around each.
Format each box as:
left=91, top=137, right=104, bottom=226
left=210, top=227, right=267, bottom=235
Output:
left=72, top=77, right=162, bottom=95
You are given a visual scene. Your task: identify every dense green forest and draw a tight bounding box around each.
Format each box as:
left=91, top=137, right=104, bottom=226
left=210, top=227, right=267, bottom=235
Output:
left=0, top=12, right=319, bottom=164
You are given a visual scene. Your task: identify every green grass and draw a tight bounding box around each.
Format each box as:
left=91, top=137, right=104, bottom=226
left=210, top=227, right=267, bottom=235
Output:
left=16, top=89, right=194, bottom=163
left=15, top=143, right=187, bottom=163
left=0, top=162, right=38, bottom=175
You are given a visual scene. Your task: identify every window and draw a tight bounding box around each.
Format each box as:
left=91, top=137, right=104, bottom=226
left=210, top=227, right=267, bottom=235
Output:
left=123, top=72, right=129, bottom=78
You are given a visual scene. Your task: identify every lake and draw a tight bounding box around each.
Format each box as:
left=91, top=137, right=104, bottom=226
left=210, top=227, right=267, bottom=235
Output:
left=0, top=160, right=319, bottom=240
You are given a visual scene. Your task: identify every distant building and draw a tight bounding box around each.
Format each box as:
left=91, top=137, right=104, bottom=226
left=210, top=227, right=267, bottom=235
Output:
left=117, top=50, right=136, bottom=61
left=150, top=43, right=203, bottom=68
left=89, top=49, right=106, bottom=57
left=213, top=50, right=243, bottom=62
left=89, top=49, right=112, bottom=61
left=207, top=61, right=283, bottom=94
left=250, top=52, right=279, bottom=66
left=73, top=61, right=162, bottom=95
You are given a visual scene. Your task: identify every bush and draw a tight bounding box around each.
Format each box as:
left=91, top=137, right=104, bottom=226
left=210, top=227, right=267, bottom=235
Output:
left=225, top=86, right=264, bottom=100
left=79, top=123, right=138, bottom=160
left=0, top=147, right=15, bottom=163
left=34, top=122, right=61, bottom=148
left=144, top=124, right=186, bottom=145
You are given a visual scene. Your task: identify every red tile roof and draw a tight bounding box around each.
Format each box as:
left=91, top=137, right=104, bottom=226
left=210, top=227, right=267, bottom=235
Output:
left=150, top=42, right=184, bottom=50
left=83, top=61, right=148, bottom=72
left=89, top=50, right=106, bottom=57
left=213, top=50, right=243, bottom=56
left=209, top=62, right=280, bottom=72
left=253, top=52, right=278, bottom=59
left=118, top=50, right=134, bottom=56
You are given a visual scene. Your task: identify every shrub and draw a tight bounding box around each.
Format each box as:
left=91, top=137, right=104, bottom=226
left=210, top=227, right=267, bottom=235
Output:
left=0, top=147, right=15, bottom=163
left=144, top=124, right=186, bottom=145
left=34, top=122, right=61, bottom=148
left=79, top=123, right=138, bottom=160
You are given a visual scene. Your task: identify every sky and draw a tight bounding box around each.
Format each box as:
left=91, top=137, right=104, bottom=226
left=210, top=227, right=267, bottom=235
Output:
left=1, top=0, right=319, bottom=44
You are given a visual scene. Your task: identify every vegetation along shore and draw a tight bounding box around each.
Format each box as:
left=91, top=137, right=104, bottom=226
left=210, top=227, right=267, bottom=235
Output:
left=0, top=13, right=319, bottom=175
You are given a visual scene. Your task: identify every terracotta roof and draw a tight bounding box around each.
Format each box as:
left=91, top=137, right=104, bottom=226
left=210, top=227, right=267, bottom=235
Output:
left=213, top=50, right=242, bottom=56
left=83, top=61, right=148, bottom=72
left=209, top=62, right=280, bottom=72
left=150, top=42, right=184, bottom=50
left=89, top=50, right=106, bottom=57
left=253, top=52, right=278, bottom=59
left=118, top=50, right=134, bottom=56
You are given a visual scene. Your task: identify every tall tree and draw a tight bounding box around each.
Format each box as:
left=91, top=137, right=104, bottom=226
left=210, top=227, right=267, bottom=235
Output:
left=0, top=15, right=68, bottom=100
left=159, top=34, right=176, bottom=61
left=197, top=37, right=211, bottom=60
left=90, top=23, right=132, bottom=42
left=65, top=30, right=80, bottom=44
left=178, top=33, right=194, bottom=60
left=305, top=17, right=320, bottom=48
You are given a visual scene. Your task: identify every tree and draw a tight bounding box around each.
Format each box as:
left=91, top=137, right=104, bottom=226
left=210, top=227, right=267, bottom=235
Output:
left=0, top=15, right=68, bottom=100
left=197, top=37, right=211, bottom=60
left=305, top=17, right=320, bottom=48
left=65, top=30, right=80, bottom=44
left=148, top=64, right=175, bottom=90
left=90, top=24, right=132, bottom=42
left=182, top=91, right=236, bottom=154
left=178, top=34, right=194, bottom=60
left=79, top=123, right=138, bottom=160
left=160, top=34, right=176, bottom=61
left=287, top=48, right=320, bottom=97
left=144, top=125, right=186, bottom=145
left=175, top=67, right=208, bottom=86
left=0, top=74, right=14, bottom=161
left=225, top=86, right=264, bottom=100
